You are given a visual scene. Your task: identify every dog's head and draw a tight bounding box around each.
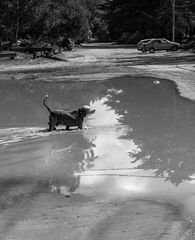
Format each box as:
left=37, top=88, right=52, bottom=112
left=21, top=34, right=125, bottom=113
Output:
left=78, top=105, right=95, bottom=118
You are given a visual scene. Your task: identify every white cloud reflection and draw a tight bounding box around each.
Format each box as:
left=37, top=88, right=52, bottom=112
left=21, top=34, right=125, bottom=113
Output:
left=78, top=96, right=195, bottom=217
left=88, top=97, right=122, bottom=126
left=78, top=96, right=145, bottom=196
left=84, top=96, right=140, bottom=171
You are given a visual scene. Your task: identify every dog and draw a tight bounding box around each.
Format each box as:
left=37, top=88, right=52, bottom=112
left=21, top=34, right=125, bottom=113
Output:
left=43, top=95, right=95, bottom=131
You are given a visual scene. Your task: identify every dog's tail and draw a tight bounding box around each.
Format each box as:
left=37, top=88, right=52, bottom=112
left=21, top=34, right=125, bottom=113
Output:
left=43, top=94, right=52, bottom=113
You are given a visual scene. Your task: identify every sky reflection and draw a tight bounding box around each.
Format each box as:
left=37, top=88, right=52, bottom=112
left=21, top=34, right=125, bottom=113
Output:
left=0, top=76, right=195, bottom=212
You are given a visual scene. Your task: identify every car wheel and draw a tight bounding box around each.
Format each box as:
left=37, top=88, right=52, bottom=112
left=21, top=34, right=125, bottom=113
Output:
left=149, top=48, right=155, bottom=53
left=171, top=46, right=177, bottom=51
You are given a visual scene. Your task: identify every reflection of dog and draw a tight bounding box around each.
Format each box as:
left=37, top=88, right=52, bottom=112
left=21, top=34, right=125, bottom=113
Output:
left=43, top=95, right=95, bottom=131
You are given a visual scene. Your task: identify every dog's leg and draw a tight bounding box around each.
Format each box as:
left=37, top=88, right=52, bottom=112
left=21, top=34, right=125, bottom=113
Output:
left=78, top=123, right=83, bottom=129
left=49, top=122, right=56, bottom=131
left=48, top=116, right=57, bottom=131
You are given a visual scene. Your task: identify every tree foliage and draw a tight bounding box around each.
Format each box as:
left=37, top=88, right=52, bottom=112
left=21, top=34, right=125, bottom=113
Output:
left=0, top=0, right=96, bottom=42
left=0, top=0, right=194, bottom=42
left=103, top=0, right=195, bottom=42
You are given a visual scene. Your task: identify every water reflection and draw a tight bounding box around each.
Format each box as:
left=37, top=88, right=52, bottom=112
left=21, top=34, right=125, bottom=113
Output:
left=0, top=131, right=96, bottom=207
left=103, top=77, right=195, bottom=186
left=0, top=76, right=195, bottom=204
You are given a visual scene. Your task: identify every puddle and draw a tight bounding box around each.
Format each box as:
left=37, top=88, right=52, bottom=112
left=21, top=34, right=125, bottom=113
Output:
left=0, top=76, right=195, bottom=229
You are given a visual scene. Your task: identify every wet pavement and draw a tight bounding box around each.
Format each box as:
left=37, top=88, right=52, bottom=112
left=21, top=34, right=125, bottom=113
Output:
left=0, top=75, right=195, bottom=239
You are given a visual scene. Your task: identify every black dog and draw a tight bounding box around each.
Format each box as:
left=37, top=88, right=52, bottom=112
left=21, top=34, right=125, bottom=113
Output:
left=43, top=95, right=95, bottom=131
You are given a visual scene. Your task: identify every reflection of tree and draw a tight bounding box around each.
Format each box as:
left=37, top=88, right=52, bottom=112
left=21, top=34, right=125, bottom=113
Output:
left=105, top=76, right=195, bottom=186
left=0, top=77, right=103, bottom=204
left=0, top=131, right=97, bottom=207
left=39, top=132, right=97, bottom=194
left=3, top=75, right=195, bottom=189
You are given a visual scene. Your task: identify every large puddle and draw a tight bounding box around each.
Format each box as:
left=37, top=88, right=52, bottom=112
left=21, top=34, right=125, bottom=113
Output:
left=0, top=76, right=195, bottom=226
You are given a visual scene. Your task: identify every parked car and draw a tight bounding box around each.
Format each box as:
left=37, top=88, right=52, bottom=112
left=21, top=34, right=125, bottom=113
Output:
left=181, top=39, right=195, bottom=50
left=137, top=38, right=180, bottom=53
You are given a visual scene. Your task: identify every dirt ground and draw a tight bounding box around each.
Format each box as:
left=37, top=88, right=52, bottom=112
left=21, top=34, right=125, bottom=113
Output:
left=0, top=44, right=195, bottom=240
left=0, top=44, right=195, bottom=100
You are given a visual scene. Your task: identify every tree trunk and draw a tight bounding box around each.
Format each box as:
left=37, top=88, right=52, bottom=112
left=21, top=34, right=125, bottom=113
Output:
left=0, top=37, right=2, bottom=51
left=16, top=18, right=19, bottom=40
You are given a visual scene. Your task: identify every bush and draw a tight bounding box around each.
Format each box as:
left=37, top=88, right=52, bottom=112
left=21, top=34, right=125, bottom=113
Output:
left=118, top=31, right=143, bottom=44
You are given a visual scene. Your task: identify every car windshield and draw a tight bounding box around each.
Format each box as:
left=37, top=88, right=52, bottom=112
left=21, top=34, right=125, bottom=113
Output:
left=162, top=39, right=169, bottom=43
left=153, top=40, right=161, bottom=44
left=142, top=39, right=151, bottom=43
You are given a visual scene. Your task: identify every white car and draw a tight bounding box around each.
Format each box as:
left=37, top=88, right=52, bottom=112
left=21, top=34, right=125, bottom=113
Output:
left=137, top=38, right=180, bottom=53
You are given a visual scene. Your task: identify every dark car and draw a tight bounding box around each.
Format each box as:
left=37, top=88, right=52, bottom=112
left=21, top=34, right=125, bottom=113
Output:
left=137, top=38, right=180, bottom=53
left=181, top=40, right=195, bottom=50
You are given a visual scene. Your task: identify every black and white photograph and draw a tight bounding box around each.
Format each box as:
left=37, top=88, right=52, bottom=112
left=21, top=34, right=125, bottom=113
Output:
left=0, top=0, right=195, bottom=239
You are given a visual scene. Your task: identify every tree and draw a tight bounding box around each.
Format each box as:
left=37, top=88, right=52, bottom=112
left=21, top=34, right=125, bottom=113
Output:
left=102, top=0, right=195, bottom=42
left=0, top=0, right=39, bottom=41
left=0, top=0, right=94, bottom=42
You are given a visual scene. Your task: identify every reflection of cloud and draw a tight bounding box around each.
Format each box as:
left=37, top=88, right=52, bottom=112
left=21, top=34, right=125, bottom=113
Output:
left=93, top=128, right=139, bottom=170
left=116, top=176, right=147, bottom=193
left=89, top=97, right=122, bottom=126
left=83, top=95, right=140, bottom=174
left=77, top=173, right=195, bottom=210
left=80, top=175, right=106, bottom=186
left=75, top=95, right=143, bottom=196
left=85, top=96, right=140, bottom=169
left=77, top=174, right=150, bottom=199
